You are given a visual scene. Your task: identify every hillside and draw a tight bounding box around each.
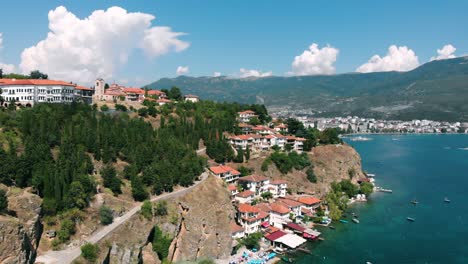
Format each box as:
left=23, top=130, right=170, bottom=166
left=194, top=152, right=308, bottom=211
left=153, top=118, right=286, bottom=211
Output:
left=146, top=56, right=468, bottom=121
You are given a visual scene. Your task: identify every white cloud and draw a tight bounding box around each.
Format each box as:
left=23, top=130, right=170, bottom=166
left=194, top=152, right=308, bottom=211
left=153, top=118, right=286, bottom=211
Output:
left=291, top=43, right=339, bottom=75
left=213, top=72, right=221, bottom=77
left=19, top=6, right=189, bottom=83
left=176, top=66, right=189, bottom=75
left=431, top=44, right=456, bottom=61
left=239, top=68, right=272, bottom=78
left=356, top=45, right=419, bottom=73
left=0, top=33, right=16, bottom=74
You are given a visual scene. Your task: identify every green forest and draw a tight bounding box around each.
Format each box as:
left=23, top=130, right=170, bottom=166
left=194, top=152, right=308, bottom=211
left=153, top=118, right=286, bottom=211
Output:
left=0, top=101, right=261, bottom=216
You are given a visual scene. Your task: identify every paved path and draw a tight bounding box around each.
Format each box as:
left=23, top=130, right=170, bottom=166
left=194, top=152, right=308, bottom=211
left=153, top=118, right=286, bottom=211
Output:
left=36, top=169, right=208, bottom=263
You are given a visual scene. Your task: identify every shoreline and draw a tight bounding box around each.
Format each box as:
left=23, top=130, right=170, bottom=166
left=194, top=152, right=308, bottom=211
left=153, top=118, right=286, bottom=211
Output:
left=342, top=132, right=468, bottom=136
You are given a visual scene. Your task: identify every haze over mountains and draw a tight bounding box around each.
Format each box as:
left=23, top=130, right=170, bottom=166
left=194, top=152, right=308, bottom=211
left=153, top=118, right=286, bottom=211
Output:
left=146, top=56, right=468, bottom=121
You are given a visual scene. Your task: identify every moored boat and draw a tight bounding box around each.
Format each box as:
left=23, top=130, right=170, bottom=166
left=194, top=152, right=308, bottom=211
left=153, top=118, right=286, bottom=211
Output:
left=410, top=200, right=419, bottom=205
left=444, top=197, right=451, bottom=203
left=339, top=219, right=348, bottom=223
left=406, top=217, right=415, bottom=222
left=352, top=218, right=360, bottom=224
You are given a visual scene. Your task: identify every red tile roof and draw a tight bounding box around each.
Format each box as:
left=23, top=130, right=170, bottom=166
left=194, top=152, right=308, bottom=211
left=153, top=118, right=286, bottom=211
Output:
left=270, top=203, right=290, bottom=214
left=230, top=222, right=244, bottom=234
left=270, top=180, right=287, bottom=185
left=238, top=110, right=256, bottom=115
left=238, top=203, right=259, bottom=213
left=285, top=222, right=306, bottom=232
left=209, top=165, right=240, bottom=175
left=148, top=90, right=165, bottom=96
left=297, top=196, right=321, bottom=205
left=227, top=184, right=237, bottom=191
left=238, top=175, right=269, bottom=183
left=265, top=230, right=287, bottom=241
left=236, top=190, right=255, bottom=198
left=157, top=98, right=172, bottom=103
left=278, top=198, right=303, bottom=208
left=0, top=78, right=76, bottom=87
left=184, top=94, right=199, bottom=98
left=75, top=85, right=93, bottom=91
left=123, top=87, right=145, bottom=94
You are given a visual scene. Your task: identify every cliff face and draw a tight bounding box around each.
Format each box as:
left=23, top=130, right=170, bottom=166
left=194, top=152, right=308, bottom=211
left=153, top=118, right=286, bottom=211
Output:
left=309, top=144, right=365, bottom=194
left=93, top=175, right=234, bottom=264
left=0, top=187, right=42, bottom=264
left=238, top=144, right=365, bottom=196
left=168, top=176, right=234, bottom=262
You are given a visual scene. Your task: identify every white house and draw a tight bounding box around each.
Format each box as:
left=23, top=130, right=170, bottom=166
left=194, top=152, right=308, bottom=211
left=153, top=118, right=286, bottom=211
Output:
left=237, top=204, right=262, bottom=234
left=237, top=110, right=257, bottom=123
left=0, top=79, right=79, bottom=107
left=231, top=222, right=245, bottom=239
left=209, top=165, right=241, bottom=183
left=184, top=94, right=199, bottom=103
left=238, top=175, right=270, bottom=196
left=235, top=190, right=255, bottom=204
left=268, top=180, right=288, bottom=198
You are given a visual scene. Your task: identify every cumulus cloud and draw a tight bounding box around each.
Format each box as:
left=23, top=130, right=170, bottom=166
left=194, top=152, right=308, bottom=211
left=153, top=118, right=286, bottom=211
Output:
left=176, top=66, right=189, bottom=75
left=431, top=44, right=456, bottom=61
left=356, top=45, right=419, bottom=73
left=19, top=6, right=189, bottom=83
left=291, top=43, right=339, bottom=75
left=239, top=68, right=272, bottom=78
left=0, top=33, right=16, bottom=74
left=213, top=72, right=221, bottom=77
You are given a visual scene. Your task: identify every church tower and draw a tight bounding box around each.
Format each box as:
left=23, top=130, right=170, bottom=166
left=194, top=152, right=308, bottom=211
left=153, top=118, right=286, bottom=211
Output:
left=93, top=78, right=105, bottom=102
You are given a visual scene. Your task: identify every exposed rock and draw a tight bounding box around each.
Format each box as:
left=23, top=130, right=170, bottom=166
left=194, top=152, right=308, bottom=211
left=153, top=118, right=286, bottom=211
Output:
left=0, top=187, right=42, bottom=264
left=140, top=243, right=161, bottom=264
left=230, top=143, right=365, bottom=196
left=168, top=176, right=234, bottom=262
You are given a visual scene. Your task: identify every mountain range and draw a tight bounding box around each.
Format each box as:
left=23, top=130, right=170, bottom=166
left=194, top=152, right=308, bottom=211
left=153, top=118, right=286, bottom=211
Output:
left=146, top=56, right=468, bottom=121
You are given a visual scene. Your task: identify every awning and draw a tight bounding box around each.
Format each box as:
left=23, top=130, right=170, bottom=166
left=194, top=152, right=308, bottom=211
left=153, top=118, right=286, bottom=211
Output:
left=261, top=221, right=270, bottom=228
left=275, top=233, right=307, bottom=249
left=304, top=229, right=321, bottom=237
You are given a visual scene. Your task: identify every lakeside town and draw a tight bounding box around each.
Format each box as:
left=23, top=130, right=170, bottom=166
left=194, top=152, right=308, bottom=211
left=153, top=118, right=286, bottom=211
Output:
left=271, top=112, right=468, bottom=134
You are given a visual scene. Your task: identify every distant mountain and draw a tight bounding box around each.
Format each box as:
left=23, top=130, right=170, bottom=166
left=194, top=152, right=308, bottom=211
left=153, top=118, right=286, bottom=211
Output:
left=146, top=56, right=468, bottom=121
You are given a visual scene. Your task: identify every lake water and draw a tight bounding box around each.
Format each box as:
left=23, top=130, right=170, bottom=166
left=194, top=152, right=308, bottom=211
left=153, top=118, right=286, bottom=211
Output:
left=295, top=134, right=468, bottom=264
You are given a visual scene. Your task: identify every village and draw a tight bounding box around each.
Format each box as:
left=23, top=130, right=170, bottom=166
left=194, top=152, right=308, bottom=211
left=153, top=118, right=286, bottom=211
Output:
left=207, top=110, right=377, bottom=264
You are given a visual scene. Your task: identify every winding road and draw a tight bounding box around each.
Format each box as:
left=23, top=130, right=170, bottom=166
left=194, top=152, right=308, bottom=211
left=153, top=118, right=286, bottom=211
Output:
left=35, top=148, right=207, bottom=264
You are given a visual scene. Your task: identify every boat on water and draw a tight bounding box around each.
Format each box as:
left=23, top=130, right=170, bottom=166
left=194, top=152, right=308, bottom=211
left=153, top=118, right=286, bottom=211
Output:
left=366, top=173, right=376, bottom=178
left=339, top=219, right=348, bottom=223
left=406, top=217, right=415, bottom=222
left=352, top=218, right=360, bottom=224
left=410, top=200, right=419, bottom=205
left=376, top=187, right=393, bottom=193
left=444, top=197, right=451, bottom=203
left=329, top=225, right=335, bottom=230
left=281, top=257, right=294, bottom=263
left=349, top=136, right=372, bottom=142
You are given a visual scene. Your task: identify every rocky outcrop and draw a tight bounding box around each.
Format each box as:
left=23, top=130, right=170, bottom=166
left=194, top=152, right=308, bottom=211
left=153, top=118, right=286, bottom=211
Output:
left=140, top=243, right=161, bottom=264
left=0, top=187, right=42, bottom=264
left=240, top=144, right=365, bottom=196
left=168, top=176, right=234, bottom=262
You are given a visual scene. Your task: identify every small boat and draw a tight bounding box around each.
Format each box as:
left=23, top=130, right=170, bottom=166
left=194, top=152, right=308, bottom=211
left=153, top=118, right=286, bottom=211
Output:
left=444, top=197, right=451, bottom=203
left=339, top=219, right=348, bottom=223
left=366, top=173, right=376, bottom=178
left=329, top=225, right=336, bottom=230
left=406, top=217, right=415, bottom=222
left=377, top=188, right=393, bottom=193
left=410, top=200, right=419, bottom=205
left=318, top=237, right=325, bottom=241
left=352, top=218, right=360, bottom=224
left=281, top=257, right=293, bottom=263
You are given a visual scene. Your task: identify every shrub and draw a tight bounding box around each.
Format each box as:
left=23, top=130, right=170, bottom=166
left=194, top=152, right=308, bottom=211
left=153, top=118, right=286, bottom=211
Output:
left=100, top=104, right=109, bottom=112
left=152, top=225, right=172, bottom=260
left=360, top=182, right=374, bottom=197
left=243, top=232, right=262, bottom=250
left=58, top=219, right=75, bottom=242
left=99, top=206, right=113, bottom=225
left=0, top=189, right=7, bottom=214
left=155, top=200, right=168, bottom=216
left=261, top=191, right=273, bottom=200
left=115, top=104, right=127, bottom=112
left=306, top=167, right=317, bottom=183
left=141, top=200, right=153, bottom=220
left=81, top=243, right=99, bottom=262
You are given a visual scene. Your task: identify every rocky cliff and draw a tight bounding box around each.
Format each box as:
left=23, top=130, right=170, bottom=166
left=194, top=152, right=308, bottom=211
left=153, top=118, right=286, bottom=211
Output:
left=0, top=187, right=42, bottom=264
left=237, top=144, right=365, bottom=196
left=168, top=175, right=234, bottom=262
left=92, top=175, right=234, bottom=264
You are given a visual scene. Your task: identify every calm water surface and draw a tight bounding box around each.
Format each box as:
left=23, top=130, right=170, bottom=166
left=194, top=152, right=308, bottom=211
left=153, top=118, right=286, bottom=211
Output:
left=295, top=134, right=468, bottom=264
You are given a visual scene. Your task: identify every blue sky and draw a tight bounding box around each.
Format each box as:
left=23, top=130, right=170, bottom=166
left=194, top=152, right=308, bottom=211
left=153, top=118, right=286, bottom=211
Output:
left=0, top=0, right=467, bottom=85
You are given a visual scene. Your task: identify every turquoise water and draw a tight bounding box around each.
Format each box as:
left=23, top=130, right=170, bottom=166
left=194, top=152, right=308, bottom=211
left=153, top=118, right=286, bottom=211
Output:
left=295, top=134, right=468, bottom=264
